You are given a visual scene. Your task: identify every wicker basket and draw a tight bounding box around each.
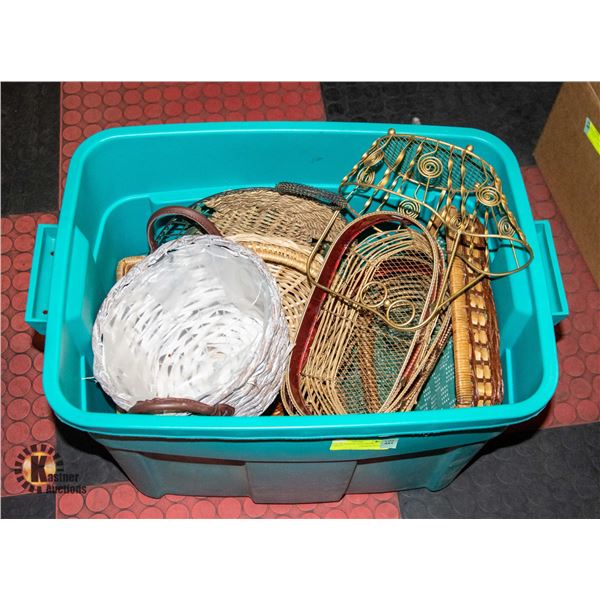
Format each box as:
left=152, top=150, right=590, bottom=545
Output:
left=154, top=187, right=348, bottom=251
left=283, top=211, right=452, bottom=416
left=446, top=207, right=503, bottom=407
left=116, top=207, right=330, bottom=417
left=94, top=223, right=290, bottom=416
left=229, top=234, right=323, bottom=338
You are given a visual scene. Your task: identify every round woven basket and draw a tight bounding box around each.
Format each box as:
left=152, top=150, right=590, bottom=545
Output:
left=114, top=207, right=331, bottom=417
left=94, top=234, right=290, bottom=416
left=229, top=234, right=323, bottom=338
left=154, top=187, right=348, bottom=251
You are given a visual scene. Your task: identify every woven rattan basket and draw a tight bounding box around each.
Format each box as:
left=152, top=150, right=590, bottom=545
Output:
left=446, top=207, right=503, bottom=407
left=154, top=187, right=348, bottom=251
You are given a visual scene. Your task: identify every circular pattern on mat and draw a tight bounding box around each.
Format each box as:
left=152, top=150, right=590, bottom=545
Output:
left=521, top=166, right=600, bottom=427
left=1, top=213, right=58, bottom=496
left=55, top=482, right=401, bottom=519
left=60, top=82, right=325, bottom=196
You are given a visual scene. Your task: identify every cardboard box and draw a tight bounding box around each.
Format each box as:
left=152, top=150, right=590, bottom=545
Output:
left=534, top=82, right=600, bottom=286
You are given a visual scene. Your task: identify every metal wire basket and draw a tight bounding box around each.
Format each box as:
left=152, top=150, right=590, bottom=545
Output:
left=335, top=130, right=533, bottom=326
left=282, top=210, right=452, bottom=415
left=277, top=131, right=527, bottom=414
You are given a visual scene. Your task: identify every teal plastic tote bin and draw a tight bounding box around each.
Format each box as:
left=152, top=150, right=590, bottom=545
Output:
left=26, top=122, right=568, bottom=503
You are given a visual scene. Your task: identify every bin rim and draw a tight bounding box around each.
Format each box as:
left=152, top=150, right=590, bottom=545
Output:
left=43, top=121, right=560, bottom=440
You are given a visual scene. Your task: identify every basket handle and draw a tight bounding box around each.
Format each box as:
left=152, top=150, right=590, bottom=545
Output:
left=128, top=397, right=235, bottom=416
left=147, top=206, right=223, bottom=251
left=275, top=182, right=347, bottom=209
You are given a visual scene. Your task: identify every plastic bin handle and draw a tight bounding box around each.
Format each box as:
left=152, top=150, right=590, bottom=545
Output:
left=25, top=224, right=58, bottom=335
left=534, top=220, right=569, bottom=325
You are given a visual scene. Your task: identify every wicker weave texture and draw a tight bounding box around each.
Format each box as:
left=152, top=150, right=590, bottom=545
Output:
left=284, top=214, right=451, bottom=416
left=446, top=208, right=503, bottom=407
left=155, top=188, right=347, bottom=250
left=116, top=234, right=323, bottom=340
left=94, top=235, right=290, bottom=415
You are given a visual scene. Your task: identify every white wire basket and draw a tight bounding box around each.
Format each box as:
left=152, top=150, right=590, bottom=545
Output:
left=92, top=234, right=290, bottom=416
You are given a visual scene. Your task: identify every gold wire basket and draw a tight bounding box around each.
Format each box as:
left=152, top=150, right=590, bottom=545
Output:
left=328, top=130, right=533, bottom=328
left=277, top=128, right=520, bottom=413
left=282, top=209, right=452, bottom=415
left=277, top=133, right=531, bottom=413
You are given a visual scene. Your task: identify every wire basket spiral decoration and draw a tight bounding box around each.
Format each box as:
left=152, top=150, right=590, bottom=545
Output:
left=276, top=182, right=443, bottom=333
left=332, top=129, right=533, bottom=325
left=93, top=231, right=290, bottom=417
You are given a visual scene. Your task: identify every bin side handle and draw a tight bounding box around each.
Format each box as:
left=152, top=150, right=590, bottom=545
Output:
left=534, top=220, right=569, bottom=325
left=25, top=224, right=58, bottom=335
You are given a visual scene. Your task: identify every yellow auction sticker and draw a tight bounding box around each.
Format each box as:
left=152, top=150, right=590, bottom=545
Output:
left=330, top=439, right=398, bottom=451
left=584, top=117, right=600, bottom=156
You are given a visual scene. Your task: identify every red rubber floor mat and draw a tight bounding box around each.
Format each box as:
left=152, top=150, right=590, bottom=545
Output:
left=1, top=213, right=58, bottom=497
left=523, top=166, right=600, bottom=427
left=59, top=81, right=325, bottom=199
left=55, top=482, right=401, bottom=519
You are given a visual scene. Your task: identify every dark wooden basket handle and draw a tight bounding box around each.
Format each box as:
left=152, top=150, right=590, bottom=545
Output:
left=128, top=397, right=235, bottom=416
left=147, top=206, right=223, bottom=251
